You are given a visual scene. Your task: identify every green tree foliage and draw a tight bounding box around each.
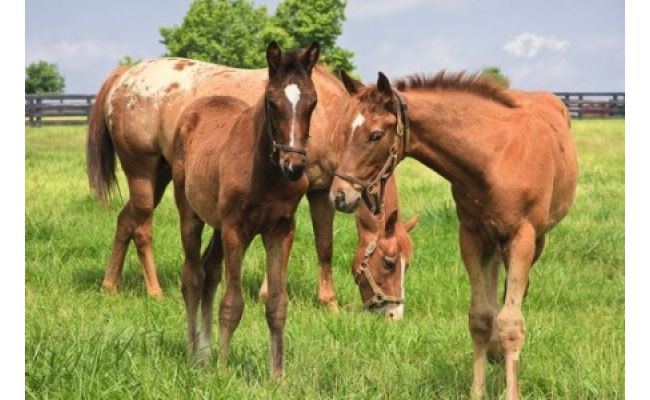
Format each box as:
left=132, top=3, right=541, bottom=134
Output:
left=25, top=60, right=65, bottom=94
left=118, top=56, right=142, bottom=66
left=160, top=0, right=354, bottom=72
left=481, top=66, right=510, bottom=88
left=273, top=0, right=354, bottom=72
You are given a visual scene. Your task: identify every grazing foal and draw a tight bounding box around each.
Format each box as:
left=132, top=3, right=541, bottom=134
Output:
left=171, top=42, right=319, bottom=376
left=351, top=177, right=417, bottom=319
left=331, top=71, right=577, bottom=399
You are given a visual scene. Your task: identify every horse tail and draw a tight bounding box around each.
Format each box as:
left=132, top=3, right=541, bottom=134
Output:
left=86, top=65, right=130, bottom=204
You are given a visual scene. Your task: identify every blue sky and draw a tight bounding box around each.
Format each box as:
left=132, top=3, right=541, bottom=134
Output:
left=25, top=0, right=624, bottom=93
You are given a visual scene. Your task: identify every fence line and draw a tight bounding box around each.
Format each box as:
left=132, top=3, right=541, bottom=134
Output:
left=25, top=91, right=625, bottom=126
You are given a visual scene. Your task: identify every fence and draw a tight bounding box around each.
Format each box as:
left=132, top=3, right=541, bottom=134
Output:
left=554, top=92, right=624, bottom=119
left=25, top=94, right=95, bottom=127
left=25, top=91, right=625, bottom=126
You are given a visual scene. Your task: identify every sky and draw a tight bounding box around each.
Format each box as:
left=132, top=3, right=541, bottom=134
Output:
left=25, top=0, right=624, bottom=94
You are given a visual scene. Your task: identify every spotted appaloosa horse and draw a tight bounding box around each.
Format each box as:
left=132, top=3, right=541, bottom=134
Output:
left=330, top=70, right=577, bottom=399
left=87, top=55, right=416, bottom=317
left=170, top=42, right=318, bottom=376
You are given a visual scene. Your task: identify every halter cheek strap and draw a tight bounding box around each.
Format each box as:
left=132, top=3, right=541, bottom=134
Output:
left=265, top=96, right=308, bottom=165
left=335, top=90, right=410, bottom=215
left=354, top=239, right=404, bottom=309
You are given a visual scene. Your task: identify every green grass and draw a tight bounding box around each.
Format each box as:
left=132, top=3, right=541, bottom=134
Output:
left=26, top=120, right=624, bottom=399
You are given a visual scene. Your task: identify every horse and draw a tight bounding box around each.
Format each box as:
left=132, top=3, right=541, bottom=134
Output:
left=352, top=176, right=417, bottom=320
left=330, top=70, right=578, bottom=399
left=86, top=56, right=417, bottom=318
left=171, top=41, right=319, bottom=376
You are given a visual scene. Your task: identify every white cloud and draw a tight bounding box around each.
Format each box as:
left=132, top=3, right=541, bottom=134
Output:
left=26, top=39, right=127, bottom=71
left=347, top=0, right=465, bottom=19
left=502, top=32, right=569, bottom=58
left=507, top=57, right=577, bottom=91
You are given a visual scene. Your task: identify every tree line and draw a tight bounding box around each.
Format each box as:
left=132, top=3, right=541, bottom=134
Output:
left=26, top=0, right=508, bottom=94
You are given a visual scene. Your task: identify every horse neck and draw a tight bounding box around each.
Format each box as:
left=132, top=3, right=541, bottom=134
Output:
left=250, top=97, right=280, bottom=177
left=403, top=91, right=510, bottom=193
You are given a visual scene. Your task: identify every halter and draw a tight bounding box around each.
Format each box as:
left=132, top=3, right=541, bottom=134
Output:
left=354, top=238, right=404, bottom=309
left=265, top=95, right=308, bottom=165
left=335, top=90, right=410, bottom=215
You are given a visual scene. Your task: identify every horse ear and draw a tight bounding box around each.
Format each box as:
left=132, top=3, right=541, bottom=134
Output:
left=266, top=41, right=282, bottom=75
left=340, top=70, right=364, bottom=95
left=300, top=41, right=320, bottom=73
left=377, top=71, right=393, bottom=97
left=385, top=210, right=399, bottom=237
left=404, top=214, right=419, bottom=233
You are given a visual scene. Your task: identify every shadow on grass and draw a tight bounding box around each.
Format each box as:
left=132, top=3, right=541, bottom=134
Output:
left=70, top=264, right=180, bottom=297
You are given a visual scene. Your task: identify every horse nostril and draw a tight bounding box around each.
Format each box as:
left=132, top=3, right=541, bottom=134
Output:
left=283, top=159, right=292, bottom=171
left=336, top=190, right=345, bottom=205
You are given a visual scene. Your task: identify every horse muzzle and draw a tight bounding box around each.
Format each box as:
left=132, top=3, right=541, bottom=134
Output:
left=329, top=177, right=361, bottom=213
left=280, top=152, right=306, bottom=181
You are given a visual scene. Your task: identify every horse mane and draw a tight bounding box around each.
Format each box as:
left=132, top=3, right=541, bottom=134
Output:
left=393, top=70, right=518, bottom=108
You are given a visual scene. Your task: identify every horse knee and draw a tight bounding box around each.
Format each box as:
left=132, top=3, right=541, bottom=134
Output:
left=219, top=292, right=244, bottom=326
left=265, top=294, right=288, bottom=332
left=469, top=307, right=495, bottom=344
left=496, top=307, right=525, bottom=354
left=133, top=224, right=152, bottom=249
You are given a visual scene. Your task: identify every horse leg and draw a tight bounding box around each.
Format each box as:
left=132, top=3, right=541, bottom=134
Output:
left=460, top=225, right=498, bottom=400
left=196, top=230, right=224, bottom=364
left=486, top=253, right=504, bottom=364
left=101, top=159, right=170, bottom=297
left=101, top=200, right=135, bottom=293
left=497, top=223, right=537, bottom=400
left=174, top=181, right=205, bottom=358
left=307, top=190, right=338, bottom=311
left=262, top=216, right=295, bottom=378
left=218, top=224, right=247, bottom=369
left=128, top=172, right=166, bottom=298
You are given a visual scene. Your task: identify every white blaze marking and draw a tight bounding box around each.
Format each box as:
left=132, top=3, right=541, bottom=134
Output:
left=391, top=256, right=407, bottom=319
left=284, top=83, right=301, bottom=146
left=350, top=113, right=365, bottom=142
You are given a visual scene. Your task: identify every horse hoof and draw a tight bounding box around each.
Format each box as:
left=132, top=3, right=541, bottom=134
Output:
left=147, top=288, right=164, bottom=300
left=325, top=301, right=339, bottom=313
left=101, top=280, right=118, bottom=294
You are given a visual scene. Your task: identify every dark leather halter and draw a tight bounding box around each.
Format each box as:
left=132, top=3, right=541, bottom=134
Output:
left=354, top=238, right=404, bottom=309
left=335, top=89, right=410, bottom=215
left=265, top=95, right=308, bottom=164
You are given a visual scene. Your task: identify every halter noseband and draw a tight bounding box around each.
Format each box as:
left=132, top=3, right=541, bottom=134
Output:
left=265, top=96, right=307, bottom=165
left=354, top=238, right=404, bottom=309
left=335, top=90, right=410, bottom=215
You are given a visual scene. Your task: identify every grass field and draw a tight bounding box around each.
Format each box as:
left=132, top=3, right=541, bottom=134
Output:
left=26, top=120, right=624, bottom=399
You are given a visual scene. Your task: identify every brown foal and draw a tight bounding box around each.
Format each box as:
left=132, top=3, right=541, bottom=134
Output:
left=352, top=176, right=417, bottom=319
left=171, top=42, right=319, bottom=376
left=87, top=56, right=416, bottom=315
left=331, top=71, right=578, bottom=399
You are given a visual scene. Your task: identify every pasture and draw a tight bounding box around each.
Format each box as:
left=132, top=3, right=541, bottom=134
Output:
left=26, top=120, right=624, bottom=399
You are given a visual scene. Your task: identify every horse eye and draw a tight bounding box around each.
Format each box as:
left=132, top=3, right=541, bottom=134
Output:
left=368, top=131, right=384, bottom=142
left=382, top=257, right=396, bottom=270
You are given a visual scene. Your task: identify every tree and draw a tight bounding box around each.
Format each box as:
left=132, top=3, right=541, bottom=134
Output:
left=25, top=60, right=65, bottom=94
left=160, top=0, right=291, bottom=68
left=160, top=0, right=354, bottom=72
left=481, top=66, right=510, bottom=88
left=118, top=55, right=141, bottom=66
left=273, top=0, right=355, bottom=72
